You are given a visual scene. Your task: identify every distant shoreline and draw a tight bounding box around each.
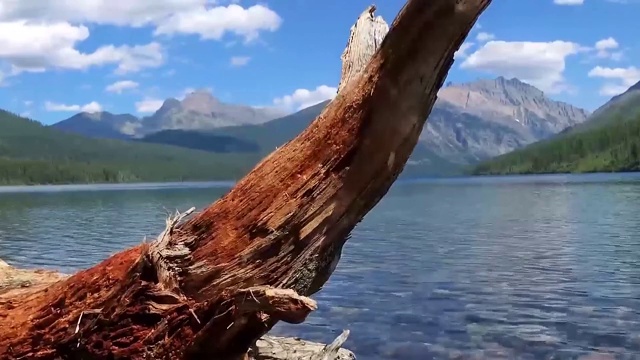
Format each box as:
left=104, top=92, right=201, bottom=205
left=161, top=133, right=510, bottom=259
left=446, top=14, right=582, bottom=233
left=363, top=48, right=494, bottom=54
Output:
left=0, top=181, right=237, bottom=193
left=3, top=172, right=640, bottom=194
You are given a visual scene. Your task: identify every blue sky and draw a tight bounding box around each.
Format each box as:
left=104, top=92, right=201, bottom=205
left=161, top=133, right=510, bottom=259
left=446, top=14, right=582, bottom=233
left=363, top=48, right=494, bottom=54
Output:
left=0, top=0, right=637, bottom=125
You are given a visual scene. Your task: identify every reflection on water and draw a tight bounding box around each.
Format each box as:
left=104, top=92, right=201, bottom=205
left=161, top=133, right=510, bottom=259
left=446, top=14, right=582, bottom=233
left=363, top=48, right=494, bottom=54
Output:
left=1, top=174, right=640, bottom=359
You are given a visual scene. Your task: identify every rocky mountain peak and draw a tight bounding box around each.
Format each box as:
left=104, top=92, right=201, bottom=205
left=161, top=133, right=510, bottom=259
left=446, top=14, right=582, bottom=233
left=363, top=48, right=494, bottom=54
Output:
left=436, top=76, right=588, bottom=140
left=461, top=76, right=545, bottom=104
left=155, top=98, right=181, bottom=116
left=181, top=89, right=220, bottom=114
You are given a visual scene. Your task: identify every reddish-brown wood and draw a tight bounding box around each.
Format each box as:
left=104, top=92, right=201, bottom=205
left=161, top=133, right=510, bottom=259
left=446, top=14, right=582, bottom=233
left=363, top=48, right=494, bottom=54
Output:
left=0, top=1, right=491, bottom=359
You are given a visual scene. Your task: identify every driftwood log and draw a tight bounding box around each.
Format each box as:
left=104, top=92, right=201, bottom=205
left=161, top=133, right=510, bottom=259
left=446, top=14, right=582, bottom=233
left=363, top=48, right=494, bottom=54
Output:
left=0, top=0, right=490, bottom=359
left=0, top=261, right=355, bottom=360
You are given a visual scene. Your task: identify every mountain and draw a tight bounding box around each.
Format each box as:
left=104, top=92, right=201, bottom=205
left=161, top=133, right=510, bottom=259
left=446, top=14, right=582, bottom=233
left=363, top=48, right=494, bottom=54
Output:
left=207, top=77, right=589, bottom=169
left=0, top=110, right=258, bottom=185
left=139, top=90, right=286, bottom=135
left=51, top=111, right=140, bottom=140
left=46, top=77, right=588, bottom=177
left=426, top=76, right=589, bottom=163
left=566, top=80, right=640, bottom=133
left=141, top=77, right=585, bottom=176
left=472, top=80, right=640, bottom=175
left=208, top=101, right=330, bottom=151
left=202, top=101, right=461, bottom=175
left=138, top=101, right=459, bottom=176
left=50, top=89, right=287, bottom=139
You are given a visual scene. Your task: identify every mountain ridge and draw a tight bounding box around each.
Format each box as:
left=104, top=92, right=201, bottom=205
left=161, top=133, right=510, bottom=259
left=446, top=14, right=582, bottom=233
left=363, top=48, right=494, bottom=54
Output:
left=472, top=80, right=640, bottom=175
left=49, top=77, right=589, bottom=175
left=0, top=109, right=257, bottom=185
left=51, top=89, right=287, bottom=138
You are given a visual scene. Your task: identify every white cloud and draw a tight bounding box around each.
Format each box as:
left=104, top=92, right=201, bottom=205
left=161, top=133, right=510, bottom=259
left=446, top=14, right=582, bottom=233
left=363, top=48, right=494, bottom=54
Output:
left=0, top=0, right=205, bottom=26
left=554, top=0, right=584, bottom=5
left=230, top=56, right=251, bottom=67
left=135, top=98, right=164, bottom=113
left=105, top=80, right=139, bottom=93
left=593, top=37, right=623, bottom=60
left=153, top=4, right=282, bottom=42
left=595, top=37, right=618, bottom=51
left=82, top=101, right=103, bottom=113
left=0, top=1, right=280, bottom=80
left=588, top=66, right=640, bottom=96
left=273, top=85, right=337, bottom=112
left=476, top=32, right=495, bottom=42
left=0, top=21, right=164, bottom=74
left=609, top=52, right=624, bottom=61
left=461, top=40, right=583, bottom=93
left=45, top=100, right=103, bottom=113
left=0, top=1, right=282, bottom=41
left=454, top=42, right=474, bottom=59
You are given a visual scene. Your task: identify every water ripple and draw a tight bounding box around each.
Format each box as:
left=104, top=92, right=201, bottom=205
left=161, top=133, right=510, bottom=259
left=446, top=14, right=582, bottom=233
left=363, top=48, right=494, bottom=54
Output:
left=1, top=174, right=640, bottom=358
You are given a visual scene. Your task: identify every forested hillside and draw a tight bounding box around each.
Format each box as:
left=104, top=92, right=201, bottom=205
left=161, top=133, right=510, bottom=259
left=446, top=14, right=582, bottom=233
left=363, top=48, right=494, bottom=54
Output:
left=472, top=113, right=640, bottom=175
left=0, top=110, right=258, bottom=185
left=137, top=129, right=260, bottom=153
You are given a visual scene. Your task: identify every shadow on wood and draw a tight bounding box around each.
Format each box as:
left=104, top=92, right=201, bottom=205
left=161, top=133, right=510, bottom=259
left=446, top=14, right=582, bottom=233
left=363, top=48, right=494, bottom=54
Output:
left=0, top=1, right=491, bottom=359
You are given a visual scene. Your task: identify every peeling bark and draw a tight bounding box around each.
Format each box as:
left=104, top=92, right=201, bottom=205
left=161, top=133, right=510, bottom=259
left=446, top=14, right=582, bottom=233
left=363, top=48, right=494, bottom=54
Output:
left=0, top=261, right=348, bottom=359
left=0, top=1, right=491, bottom=359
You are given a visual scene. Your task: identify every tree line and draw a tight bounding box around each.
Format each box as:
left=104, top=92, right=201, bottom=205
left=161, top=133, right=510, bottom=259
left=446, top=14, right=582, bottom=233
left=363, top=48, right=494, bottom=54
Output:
left=473, top=113, right=640, bottom=175
left=0, top=109, right=257, bottom=185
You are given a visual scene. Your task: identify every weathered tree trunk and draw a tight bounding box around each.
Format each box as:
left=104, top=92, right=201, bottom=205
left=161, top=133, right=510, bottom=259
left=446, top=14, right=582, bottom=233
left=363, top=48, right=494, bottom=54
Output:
left=338, top=5, right=389, bottom=94
left=0, top=1, right=490, bottom=359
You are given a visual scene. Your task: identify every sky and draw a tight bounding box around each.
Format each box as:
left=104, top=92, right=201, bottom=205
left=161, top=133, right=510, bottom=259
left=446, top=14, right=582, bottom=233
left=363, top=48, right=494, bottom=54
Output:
left=0, top=0, right=638, bottom=125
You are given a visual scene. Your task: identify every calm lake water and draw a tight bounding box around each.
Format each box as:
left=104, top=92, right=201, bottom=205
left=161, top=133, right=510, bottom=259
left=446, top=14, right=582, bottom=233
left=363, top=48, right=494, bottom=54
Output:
left=1, top=174, right=640, bottom=359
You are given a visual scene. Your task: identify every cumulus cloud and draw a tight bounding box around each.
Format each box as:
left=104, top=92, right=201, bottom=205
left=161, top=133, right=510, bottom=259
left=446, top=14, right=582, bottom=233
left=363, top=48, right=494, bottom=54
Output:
left=476, top=32, right=495, bottom=42
left=230, top=56, right=251, bottom=67
left=554, top=0, right=584, bottom=5
left=0, top=1, right=281, bottom=79
left=154, top=4, right=282, bottom=42
left=0, top=1, right=282, bottom=42
left=593, top=37, right=623, bottom=61
left=105, top=80, right=139, bottom=93
left=588, top=66, right=640, bottom=96
left=135, top=98, right=164, bottom=113
left=455, top=42, right=474, bottom=59
left=0, top=0, right=202, bottom=25
left=273, top=85, right=337, bottom=112
left=45, top=101, right=103, bottom=113
left=0, top=21, right=164, bottom=75
left=461, top=40, right=583, bottom=93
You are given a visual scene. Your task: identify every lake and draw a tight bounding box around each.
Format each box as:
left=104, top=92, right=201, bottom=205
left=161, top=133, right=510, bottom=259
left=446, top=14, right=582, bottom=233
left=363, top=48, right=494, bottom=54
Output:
left=1, top=174, right=640, bottom=359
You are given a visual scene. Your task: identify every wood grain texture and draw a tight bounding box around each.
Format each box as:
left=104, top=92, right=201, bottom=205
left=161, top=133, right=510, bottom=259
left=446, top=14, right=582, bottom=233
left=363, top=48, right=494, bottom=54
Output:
left=0, top=1, right=491, bottom=359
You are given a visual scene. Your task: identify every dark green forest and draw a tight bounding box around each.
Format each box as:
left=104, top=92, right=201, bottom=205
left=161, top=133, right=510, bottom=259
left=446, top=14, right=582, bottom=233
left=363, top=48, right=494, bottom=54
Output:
left=0, top=110, right=259, bottom=185
left=138, top=129, right=260, bottom=153
left=472, top=113, right=640, bottom=175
